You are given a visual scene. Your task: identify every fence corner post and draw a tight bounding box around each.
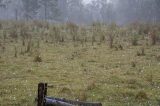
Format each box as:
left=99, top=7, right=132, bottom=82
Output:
left=37, top=83, right=48, bottom=106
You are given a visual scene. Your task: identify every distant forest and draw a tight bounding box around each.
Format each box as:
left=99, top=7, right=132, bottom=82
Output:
left=0, top=0, right=160, bottom=24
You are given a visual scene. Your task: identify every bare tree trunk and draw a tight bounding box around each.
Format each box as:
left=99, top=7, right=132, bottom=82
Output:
left=15, top=9, right=18, bottom=20
left=44, top=2, right=47, bottom=21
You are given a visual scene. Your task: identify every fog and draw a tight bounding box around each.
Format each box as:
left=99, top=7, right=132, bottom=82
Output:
left=0, top=0, right=159, bottom=24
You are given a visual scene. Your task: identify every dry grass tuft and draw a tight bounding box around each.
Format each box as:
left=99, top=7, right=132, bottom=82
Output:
left=34, top=55, right=42, bottom=62
left=135, top=91, right=148, bottom=100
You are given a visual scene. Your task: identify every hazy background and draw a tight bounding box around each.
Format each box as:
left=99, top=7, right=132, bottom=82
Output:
left=0, top=0, right=160, bottom=24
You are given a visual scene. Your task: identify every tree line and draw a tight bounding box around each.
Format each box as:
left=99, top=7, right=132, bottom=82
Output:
left=0, top=0, right=160, bottom=24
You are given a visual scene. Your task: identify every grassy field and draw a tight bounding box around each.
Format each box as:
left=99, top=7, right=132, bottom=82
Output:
left=0, top=21, right=160, bottom=106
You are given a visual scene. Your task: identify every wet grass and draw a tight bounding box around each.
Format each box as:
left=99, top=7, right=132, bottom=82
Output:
left=0, top=21, right=160, bottom=105
left=0, top=40, right=160, bottom=106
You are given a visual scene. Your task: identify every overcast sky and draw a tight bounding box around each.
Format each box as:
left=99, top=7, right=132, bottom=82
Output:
left=83, top=0, right=92, bottom=4
left=83, top=0, right=112, bottom=4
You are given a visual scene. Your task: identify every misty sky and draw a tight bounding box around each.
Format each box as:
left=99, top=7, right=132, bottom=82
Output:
left=83, top=0, right=111, bottom=4
left=83, top=0, right=92, bottom=4
left=0, top=0, right=159, bottom=24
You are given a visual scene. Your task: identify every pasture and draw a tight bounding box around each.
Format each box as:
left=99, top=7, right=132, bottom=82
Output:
left=0, top=21, right=160, bottom=106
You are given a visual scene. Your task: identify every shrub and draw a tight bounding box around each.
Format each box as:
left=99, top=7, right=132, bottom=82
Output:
left=115, top=44, right=123, bottom=51
left=141, top=47, right=145, bottom=56
left=131, top=35, right=138, bottom=46
left=146, top=72, right=154, bottom=86
left=34, top=55, right=42, bottom=62
left=80, top=27, right=87, bottom=37
left=2, top=46, right=5, bottom=53
left=86, top=80, right=96, bottom=91
left=107, top=24, right=118, bottom=48
left=22, top=39, right=25, bottom=46
left=148, top=30, right=157, bottom=45
left=14, top=46, right=18, bottom=58
left=135, top=91, right=148, bottom=100
left=26, top=41, right=31, bottom=53
left=91, top=35, right=96, bottom=46
left=51, top=26, right=61, bottom=43
left=36, top=40, right=40, bottom=48
left=59, top=87, right=71, bottom=95
left=131, top=61, right=136, bottom=67
left=156, top=55, right=160, bottom=61
left=100, top=35, right=105, bottom=43
left=20, top=26, right=30, bottom=39
left=3, top=30, right=7, bottom=41
left=66, top=22, right=78, bottom=42
left=0, top=23, right=2, bottom=29
left=9, top=28, right=18, bottom=41
left=77, top=90, right=87, bottom=101
left=137, top=47, right=145, bottom=56
left=108, top=34, right=114, bottom=48
left=119, top=44, right=123, bottom=50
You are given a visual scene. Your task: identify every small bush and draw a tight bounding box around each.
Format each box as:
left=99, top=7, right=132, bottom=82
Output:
left=14, top=46, right=18, bottom=58
left=91, top=35, right=96, bottom=46
left=148, top=30, right=157, bottom=45
left=77, top=90, right=87, bottom=101
left=0, top=23, right=2, bottom=29
left=26, top=41, right=33, bottom=53
left=34, top=55, right=42, bottom=62
left=100, top=35, right=105, bottom=43
left=22, top=39, right=25, bottom=46
left=131, top=61, right=136, bottom=67
left=86, top=80, right=96, bottom=91
left=137, top=51, right=141, bottom=56
left=3, top=30, right=7, bottom=41
left=2, top=46, right=5, bottom=53
left=137, top=47, right=145, bottom=56
left=135, top=91, right=148, bottom=100
left=115, top=44, right=123, bottom=50
left=141, top=47, right=145, bottom=56
left=108, top=35, right=114, bottom=48
left=9, top=28, right=18, bottom=41
left=118, top=44, right=123, bottom=50
left=156, top=55, right=160, bottom=61
left=146, top=72, right=154, bottom=86
left=59, top=87, right=71, bottom=95
left=66, top=22, right=78, bottom=42
left=131, top=35, right=138, bottom=46
left=20, top=26, right=29, bottom=39
left=51, top=26, right=61, bottom=43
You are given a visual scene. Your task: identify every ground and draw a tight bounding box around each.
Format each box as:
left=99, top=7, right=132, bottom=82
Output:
left=0, top=22, right=160, bottom=105
left=0, top=39, right=160, bottom=105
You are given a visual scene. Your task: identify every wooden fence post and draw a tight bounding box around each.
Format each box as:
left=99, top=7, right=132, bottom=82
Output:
left=37, top=83, right=48, bottom=106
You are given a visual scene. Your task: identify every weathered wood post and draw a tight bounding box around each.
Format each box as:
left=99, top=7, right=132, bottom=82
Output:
left=37, top=83, right=48, bottom=106
left=37, top=82, right=102, bottom=106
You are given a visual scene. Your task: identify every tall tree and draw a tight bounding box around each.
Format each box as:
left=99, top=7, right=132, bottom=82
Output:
left=0, top=0, right=6, bottom=9
left=57, top=0, right=67, bottom=22
left=100, top=0, right=115, bottom=24
left=39, top=0, right=59, bottom=21
left=67, top=0, right=85, bottom=23
left=22, top=0, right=40, bottom=20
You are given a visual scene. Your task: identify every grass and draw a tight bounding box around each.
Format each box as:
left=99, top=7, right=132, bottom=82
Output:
left=0, top=21, right=160, bottom=106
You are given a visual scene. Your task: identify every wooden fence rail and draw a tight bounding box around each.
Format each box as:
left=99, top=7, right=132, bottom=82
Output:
left=37, top=83, right=102, bottom=106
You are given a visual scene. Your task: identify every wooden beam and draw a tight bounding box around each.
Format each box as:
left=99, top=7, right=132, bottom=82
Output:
left=38, top=83, right=47, bottom=106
